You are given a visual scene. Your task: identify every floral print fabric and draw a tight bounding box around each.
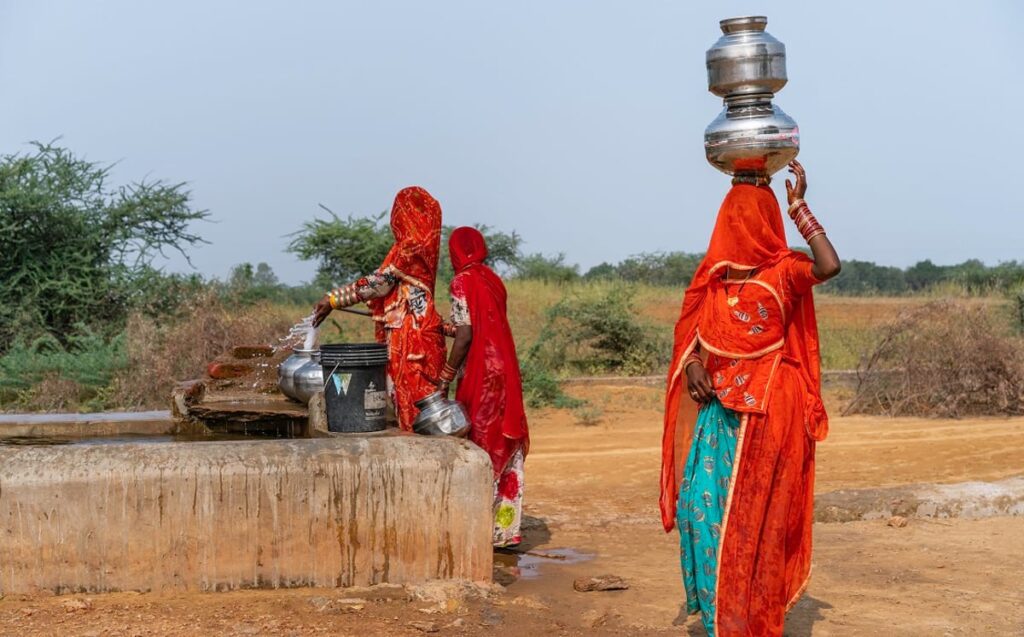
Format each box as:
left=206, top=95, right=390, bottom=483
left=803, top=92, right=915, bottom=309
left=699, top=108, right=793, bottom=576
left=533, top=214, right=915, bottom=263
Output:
left=449, top=275, right=471, bottom=327
left=677, top=398, right=739, bottom=636
left=493, top=448, right=525, bottom=547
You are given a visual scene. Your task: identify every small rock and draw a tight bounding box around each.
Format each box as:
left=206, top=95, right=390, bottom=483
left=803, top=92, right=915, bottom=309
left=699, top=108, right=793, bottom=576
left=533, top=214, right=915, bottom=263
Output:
left=573, top=574, right=630, bottom=592
left=207, top=362, right=254, bottom=380
left=887, top=516, right=909, bottom=528
left=479, top=606, right=504, bottom=626
left=335, top=597, right=367, bottom=610
left=408, top=620, right=440, bottom=633
left=447, top=618, right=466, bottom=629
left=410, top=579, right=491, bottom=604
left=581, top=609, right=621, bottom=628
left=19, top=608, right=36, bottom=617
left=62, top=598, right=92, bottom=612
left=307, top=596, right=331, bottom=612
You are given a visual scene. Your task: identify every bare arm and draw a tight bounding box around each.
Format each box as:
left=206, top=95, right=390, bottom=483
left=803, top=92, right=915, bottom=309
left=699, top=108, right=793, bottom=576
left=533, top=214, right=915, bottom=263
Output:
left=785, top=160, right=841, bottom=281
left=438, top=325, right=472, bottom=396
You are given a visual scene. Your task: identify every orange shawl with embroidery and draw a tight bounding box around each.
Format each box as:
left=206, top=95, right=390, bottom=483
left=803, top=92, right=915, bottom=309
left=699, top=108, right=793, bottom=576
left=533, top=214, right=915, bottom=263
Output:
left=659, top=184, right=829, bottom=634
left=659, top=183, right=828, bottom=531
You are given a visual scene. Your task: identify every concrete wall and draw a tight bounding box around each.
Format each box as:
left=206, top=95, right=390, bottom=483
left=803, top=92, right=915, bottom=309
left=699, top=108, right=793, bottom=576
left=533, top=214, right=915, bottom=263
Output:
left=0, top=435, right=493, bottom=594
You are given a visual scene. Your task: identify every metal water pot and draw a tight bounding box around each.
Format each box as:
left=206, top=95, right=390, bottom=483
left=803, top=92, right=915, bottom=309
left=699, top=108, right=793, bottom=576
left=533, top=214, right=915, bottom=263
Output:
left=412, top=392, right=470, bottom=437
left=292, top=352, right=324, bottom=404
left=706, top=16, right=787, bottom=98
left=278, top=349, right=321, bottom=403
left=703, top=16, right=799, bottom=178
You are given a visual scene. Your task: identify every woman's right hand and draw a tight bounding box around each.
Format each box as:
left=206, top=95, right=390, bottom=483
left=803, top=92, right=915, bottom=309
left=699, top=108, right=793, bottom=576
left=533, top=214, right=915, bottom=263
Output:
left=311, top=295, right=333, bottom=328
left=685, top=362, right=715, bottom=404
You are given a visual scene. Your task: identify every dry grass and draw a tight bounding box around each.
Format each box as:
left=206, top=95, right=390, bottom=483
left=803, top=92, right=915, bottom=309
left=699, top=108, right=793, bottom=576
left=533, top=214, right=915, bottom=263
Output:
left=845, top=300, right=1024, bottom=417
left=294, top=281, right=964, bottom=374
left=500, top=281, right=971, bottom=372
left=108, top=291, right=301, bottom=409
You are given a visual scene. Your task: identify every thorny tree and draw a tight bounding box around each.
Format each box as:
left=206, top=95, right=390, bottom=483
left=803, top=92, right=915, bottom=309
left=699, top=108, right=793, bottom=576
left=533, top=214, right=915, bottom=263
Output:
left=0, top=141, right=208, bottom=352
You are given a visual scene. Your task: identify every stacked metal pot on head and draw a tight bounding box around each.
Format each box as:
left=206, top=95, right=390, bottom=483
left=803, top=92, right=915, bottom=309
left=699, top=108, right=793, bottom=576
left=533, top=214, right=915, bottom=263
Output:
left=704, top=16, right=799, bottom=179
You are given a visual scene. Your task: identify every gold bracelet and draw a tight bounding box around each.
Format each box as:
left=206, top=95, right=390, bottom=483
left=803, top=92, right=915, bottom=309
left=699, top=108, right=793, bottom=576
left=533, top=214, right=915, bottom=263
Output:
left=328, top=291, right=339, bottom=309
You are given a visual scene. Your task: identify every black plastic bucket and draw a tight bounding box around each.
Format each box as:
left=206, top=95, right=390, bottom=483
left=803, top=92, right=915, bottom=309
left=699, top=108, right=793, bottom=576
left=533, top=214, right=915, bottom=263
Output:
left=319, top=343, right=389, bottom=433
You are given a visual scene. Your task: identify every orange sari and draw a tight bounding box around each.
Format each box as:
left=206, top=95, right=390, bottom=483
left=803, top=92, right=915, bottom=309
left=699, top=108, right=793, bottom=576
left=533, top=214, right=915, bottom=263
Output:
left=660, top=184, right=828, bottom=635
left=366, top=187, right=446, bottom=430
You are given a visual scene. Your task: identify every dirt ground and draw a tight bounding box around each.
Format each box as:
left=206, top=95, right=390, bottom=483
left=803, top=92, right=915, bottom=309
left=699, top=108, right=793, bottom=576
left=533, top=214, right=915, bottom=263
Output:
left=2, top=384, right=1022, bottom=636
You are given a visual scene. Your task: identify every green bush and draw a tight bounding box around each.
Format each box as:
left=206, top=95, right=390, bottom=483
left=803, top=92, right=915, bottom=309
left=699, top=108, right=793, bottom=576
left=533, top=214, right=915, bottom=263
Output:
left=0, top=329, right=127, bottom=411
left=529, top=284, right=668, bottom=376
left=513, top=253, right=580, bottom=284
left=519, top=358, right=582, bottom=409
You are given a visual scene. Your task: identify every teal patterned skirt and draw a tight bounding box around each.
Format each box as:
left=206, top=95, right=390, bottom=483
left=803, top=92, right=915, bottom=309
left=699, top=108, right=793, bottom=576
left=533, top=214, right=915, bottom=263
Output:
left=676, top=398, right=740, bottom=636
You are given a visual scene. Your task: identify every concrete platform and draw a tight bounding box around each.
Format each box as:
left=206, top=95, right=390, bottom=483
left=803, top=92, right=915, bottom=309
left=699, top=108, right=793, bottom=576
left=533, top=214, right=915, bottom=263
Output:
left=0, top=434, right=493, bottom=594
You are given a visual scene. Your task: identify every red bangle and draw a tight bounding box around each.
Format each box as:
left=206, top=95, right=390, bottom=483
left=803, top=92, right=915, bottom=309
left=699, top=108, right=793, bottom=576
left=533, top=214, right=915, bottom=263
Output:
left=788, top=200, right=826, bottom=243
left=683, top=353, right=702, bottom=371
left=439, top=363, right=458, bottom=383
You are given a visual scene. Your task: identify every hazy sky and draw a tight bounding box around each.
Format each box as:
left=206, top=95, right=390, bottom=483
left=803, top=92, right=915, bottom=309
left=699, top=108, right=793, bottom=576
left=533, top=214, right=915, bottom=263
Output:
left=1, top=1, right=1021, bottom=284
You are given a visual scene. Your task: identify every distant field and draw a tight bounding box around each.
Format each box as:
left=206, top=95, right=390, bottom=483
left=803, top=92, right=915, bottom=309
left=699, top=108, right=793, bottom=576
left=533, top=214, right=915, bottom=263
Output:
left=312, top=280, right=1008, bottom=372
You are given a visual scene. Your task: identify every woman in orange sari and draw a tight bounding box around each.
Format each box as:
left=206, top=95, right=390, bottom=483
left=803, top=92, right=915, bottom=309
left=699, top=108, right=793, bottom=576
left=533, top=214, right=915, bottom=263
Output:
left=660, top=161, right=840, bottom=636
left=438, top=227, right=529, bottom=547
left=312, top=186, right=446, bottom=430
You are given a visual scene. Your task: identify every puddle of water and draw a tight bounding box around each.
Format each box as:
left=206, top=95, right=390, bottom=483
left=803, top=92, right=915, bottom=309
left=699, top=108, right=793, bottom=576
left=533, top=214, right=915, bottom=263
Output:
left=493, top=547, right=593, bottom=584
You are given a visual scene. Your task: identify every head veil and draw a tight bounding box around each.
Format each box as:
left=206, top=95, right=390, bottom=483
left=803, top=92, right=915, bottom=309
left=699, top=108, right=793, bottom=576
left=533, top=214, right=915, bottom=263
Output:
left=365, top=187, right=442, bottom=333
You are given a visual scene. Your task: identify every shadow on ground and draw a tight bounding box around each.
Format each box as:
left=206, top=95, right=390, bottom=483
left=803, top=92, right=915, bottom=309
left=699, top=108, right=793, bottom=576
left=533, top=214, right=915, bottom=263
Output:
left=670, top=595, right=833, bottom=636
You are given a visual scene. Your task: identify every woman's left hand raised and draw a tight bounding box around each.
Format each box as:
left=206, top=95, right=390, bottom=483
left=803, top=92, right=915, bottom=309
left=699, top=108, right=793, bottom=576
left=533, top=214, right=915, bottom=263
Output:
left=785, top=159, right=807, bottom=206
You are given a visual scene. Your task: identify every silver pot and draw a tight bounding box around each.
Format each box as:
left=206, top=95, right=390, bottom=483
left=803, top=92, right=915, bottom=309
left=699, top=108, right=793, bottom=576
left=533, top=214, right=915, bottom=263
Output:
left=292, top=352, right=324, bottom=404
left=705, top=95, right=799, bottom=177
left=278, top=349, right=322, bottom=403
left=703, top=16, right=799, bottom=178
left=706, top=16, right=787, bottom=98
left=412, top=392, right=470, bottom=437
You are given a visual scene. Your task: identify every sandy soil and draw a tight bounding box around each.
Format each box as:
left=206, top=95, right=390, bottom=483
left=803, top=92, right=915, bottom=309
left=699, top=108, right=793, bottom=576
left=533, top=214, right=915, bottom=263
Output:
left=2, top=384, right=1022, bottom=636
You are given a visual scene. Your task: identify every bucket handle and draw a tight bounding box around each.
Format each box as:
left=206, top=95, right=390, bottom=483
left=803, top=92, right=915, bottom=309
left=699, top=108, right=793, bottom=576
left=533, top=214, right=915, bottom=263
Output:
left=322, top=361, right=342, bottom=392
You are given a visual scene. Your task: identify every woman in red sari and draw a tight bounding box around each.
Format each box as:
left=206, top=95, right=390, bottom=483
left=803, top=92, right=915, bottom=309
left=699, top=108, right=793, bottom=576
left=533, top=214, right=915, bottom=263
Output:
left=312, top=186, right=446, bottom=431
left=660, top=161, right=840, bottom=636
left=439, top=227, right=529, bottom=547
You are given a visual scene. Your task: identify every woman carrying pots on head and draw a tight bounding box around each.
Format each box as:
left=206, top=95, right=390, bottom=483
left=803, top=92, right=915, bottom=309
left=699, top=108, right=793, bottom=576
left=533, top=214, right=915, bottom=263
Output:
left=438, top=227, right=529, bottom=548
left=660, top=161, right=841, bottom=636
left=312, top=186, right=446, bottom=431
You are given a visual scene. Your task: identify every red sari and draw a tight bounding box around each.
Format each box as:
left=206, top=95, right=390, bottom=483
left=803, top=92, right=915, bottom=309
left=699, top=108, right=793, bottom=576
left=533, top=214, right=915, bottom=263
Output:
left=366, top=187, right=446, bottom=430
left=448, top=227, right=529, bottom=546
left=660, top=184, right=828, bottom=636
